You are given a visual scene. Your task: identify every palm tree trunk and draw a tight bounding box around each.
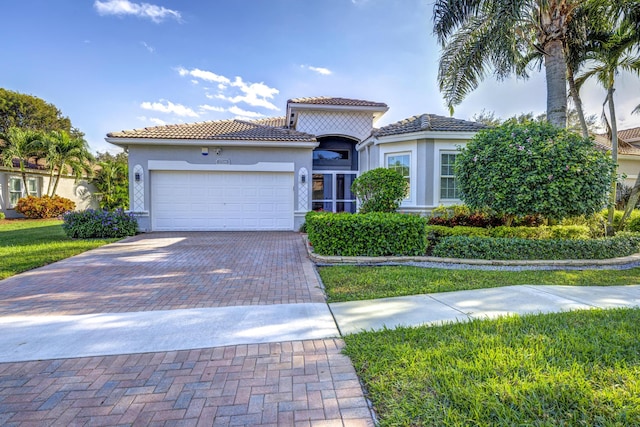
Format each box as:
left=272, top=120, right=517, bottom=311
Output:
left=20, top=161, right=28, bottom=198
left=46, top=167, right=56, bottom=196
left=544, top=40, right=568, bottom=128
left=567, top=65, right=589, bottom=138
left=607, top=86, right=618, bottom=234
left=52, top=162, right=63, bottom=196
left=620, top=172, right=640, bottom=229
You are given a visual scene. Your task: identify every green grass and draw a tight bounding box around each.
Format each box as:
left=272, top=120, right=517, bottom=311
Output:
left=319, top=265, right=640, bottom=302
left=0, top=219, right=117, bottom=279
left=344, top=308, right=640, bottom=426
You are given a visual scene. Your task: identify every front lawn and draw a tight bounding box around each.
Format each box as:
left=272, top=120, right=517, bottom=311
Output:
left=0, top=219, right=117, bottom=280
left=319, top=265, right=640, bottom=302
left=344, top=308, right=640, bottom=426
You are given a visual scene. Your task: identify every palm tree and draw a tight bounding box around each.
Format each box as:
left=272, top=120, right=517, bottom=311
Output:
left=574, top=16, right=640, bottom=231
left=42, top=130, right=94, bottom=196
left=433, top=0, right=586, bottom=128
left=0, top=126, right=43, bottom=194
left=93, top=160, right=128, bottom=210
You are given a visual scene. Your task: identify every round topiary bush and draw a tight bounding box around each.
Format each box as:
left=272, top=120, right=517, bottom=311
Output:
left=351, top=168, right=408, bottom=213
left=455, top=121, right=615, bottom=222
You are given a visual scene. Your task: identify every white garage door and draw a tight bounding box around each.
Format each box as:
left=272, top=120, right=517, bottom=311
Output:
left=151, top=171, right=294, bottom=231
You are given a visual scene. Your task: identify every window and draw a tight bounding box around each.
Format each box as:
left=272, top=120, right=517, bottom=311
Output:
left=8, top=177, right=23, bottom=207
left=386, top=153, right=410, bottom=199
left=27, top=178, right=38, bottom=196
left=440, top=153, right=460, bottom=199
left=311, top=172, right=357, bottom=213
left=312, top=149, right=349, bottom=161
left=8, top=176, right=38, bottom=207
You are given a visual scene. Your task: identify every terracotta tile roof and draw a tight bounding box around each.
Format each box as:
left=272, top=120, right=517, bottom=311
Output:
left=107, top=118, right=315, bottom=142
left=288, top=97, right=387, bottom=108
left=593, top=133, right=640, bottom=156
left=618, top=127, right=640, bottom=142
left=373, top=114, right=487, bottom=137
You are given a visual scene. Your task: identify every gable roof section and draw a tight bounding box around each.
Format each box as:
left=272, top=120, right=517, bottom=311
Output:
left=593, top=133, right=640, bottom=156
left=618, top=127, right=640, bottom=143
left=374, top=114, right=487, bottom=137
left=288, top=97, right=387, bottom=108
left=106, top=117, right=315, bottom=142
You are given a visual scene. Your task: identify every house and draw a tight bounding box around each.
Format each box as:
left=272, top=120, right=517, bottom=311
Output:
left=594, top=127, right=640, bottom=188
left=105, top=97, right=486, bottom=232
left=0, top=159, right=98, bottom=219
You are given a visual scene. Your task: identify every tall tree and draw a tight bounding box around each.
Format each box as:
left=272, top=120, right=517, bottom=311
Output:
left=0, top=127, right=43, bottom=193
left=41, top=130, right=94, bottom=196
left=433, top=0, right=586, bottom=128
left=575, top=15, right=640, bottom=231
left=0, top=88, right=72, bottom=136
left=92, top=151, right=129, bottom=210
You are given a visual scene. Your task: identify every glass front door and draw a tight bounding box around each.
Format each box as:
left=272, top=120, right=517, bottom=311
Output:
left=312, top=172, right=357, bottom=213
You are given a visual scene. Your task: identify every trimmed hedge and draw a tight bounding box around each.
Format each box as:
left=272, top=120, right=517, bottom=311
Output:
left=432, top=235, right=640, bottom=260
left=490, top=225, right=590, bottom=240
left=306, top=211, right=427, bottom=256
left=62, top=209, right=138, bottom=238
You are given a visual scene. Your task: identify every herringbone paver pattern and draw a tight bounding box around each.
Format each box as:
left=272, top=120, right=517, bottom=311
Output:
left=0, top=339, right=372, bottom=427
left=0, top=232, right=325, bottom=316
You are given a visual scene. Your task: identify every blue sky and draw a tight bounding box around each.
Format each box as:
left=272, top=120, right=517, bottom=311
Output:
left=2, top=0, right=639, bottom=154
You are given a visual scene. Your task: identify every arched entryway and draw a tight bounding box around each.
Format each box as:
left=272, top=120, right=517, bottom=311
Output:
left=312, top=136, right=359, bottom=213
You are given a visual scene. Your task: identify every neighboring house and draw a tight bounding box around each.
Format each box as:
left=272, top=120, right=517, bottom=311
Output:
left=106, top=97, right=486, bottom=232
left=0, top=159, right=98, bottom=219
left=594, top=127, right=640, bottom=188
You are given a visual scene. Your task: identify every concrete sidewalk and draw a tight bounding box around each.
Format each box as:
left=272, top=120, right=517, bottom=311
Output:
left=329, top=285, right=640, bottom=334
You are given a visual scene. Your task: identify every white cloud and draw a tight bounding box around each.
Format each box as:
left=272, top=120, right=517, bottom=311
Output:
left=303, top=65, right=333, bottom=75
left=199, top=104, right=225, bottom=112
left=140, top=100, right=199, bottom=117
left=178, top=67, right=230, bottom=84
left=228, top=106, right=264, bottom=118
left=141, top=41, right=155, bottom=53
left=191, top=80, right=199, bottom=85
left=149, top=117, right=166, bottom=126
left=178, top=67, right=280, bottom=110
left=94, top=0, right=181, bottom=23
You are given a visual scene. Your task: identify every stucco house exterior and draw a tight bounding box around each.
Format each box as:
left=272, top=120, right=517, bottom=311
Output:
left=0, top=160, right=97, bottom=218
left=594, top=127, right=640, bottom=188
left=106, top=96, right=486, bottom=232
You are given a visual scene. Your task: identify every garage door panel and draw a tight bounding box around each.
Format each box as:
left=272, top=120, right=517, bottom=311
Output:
left=151, top=170, right=293, bottom=231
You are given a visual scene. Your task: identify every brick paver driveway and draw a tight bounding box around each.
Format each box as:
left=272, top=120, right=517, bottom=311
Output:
left=0, top=232, right=374, bottom=426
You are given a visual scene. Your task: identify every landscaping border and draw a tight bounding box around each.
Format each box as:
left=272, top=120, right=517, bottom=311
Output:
left=303, top=235, right=640, bottom=267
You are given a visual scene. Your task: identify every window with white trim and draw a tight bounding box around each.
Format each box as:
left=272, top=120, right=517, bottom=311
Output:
left=440, top=153, right=460, bottom=199
left=386, top=153, right=410, bottom=199
left=8, top=176, right=38, bottom=207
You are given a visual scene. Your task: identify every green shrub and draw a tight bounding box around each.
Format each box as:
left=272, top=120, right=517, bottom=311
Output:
left=351, top=168, right=408, bottom=213
left=456, top=121, right=615, bottom=220
left=432, top=235, right=640, bottom=260
left=487, top=225, right=589, bottom=240
left=15, top=195, right=75, bottom=219
left=560, top=214, right=607, bottom=238
left=0, top=212, right=4, bottom=220
left=306, top=211, right=426, bottom=256
left=62, top=209, right=138, bottom=238
left=628, top=216, right=640, bottom=233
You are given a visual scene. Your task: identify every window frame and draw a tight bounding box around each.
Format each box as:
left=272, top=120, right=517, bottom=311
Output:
left=385, top=151, right=412, bottom=203
left=439, top=151, right=461, bottom=201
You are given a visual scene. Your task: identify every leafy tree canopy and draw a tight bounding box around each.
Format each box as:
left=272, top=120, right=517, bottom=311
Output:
left=351, top=168, right=408, bottom=213
left=455, top=121, right=615, bottom=221
left=0, top=88, right=73, bottom=137
left=92, top=151, right=129, bottom=210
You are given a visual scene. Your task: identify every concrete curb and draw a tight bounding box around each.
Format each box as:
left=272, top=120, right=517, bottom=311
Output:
left=302, top=235, right=640, bottom=267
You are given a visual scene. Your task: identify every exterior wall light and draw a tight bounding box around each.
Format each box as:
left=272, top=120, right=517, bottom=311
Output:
left=202, top=147, right=209, bottom=156
left=134, top=172, right=141, bottom=182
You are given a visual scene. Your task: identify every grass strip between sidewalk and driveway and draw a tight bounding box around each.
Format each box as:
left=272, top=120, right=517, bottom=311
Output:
left=343, top=308, right=640, bottom=426
left=318, top=265, right=640, bottom=302
left=0, top=219, right=117, bottom=280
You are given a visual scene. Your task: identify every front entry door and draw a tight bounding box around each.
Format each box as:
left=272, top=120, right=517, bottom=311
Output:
left=312, top=172, right=357, bottom=213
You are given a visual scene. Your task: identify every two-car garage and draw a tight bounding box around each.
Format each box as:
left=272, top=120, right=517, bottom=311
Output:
left=149, top=163, right=294, bottom=231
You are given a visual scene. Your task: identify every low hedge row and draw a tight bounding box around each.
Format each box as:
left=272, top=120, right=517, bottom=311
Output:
left=431, top=234, right=640, bottom=260
left=16, top=195, right=75, bottom=219
left=306, top=211, right=427, bottom=256
left=426, top=224, right=591, bottom=241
